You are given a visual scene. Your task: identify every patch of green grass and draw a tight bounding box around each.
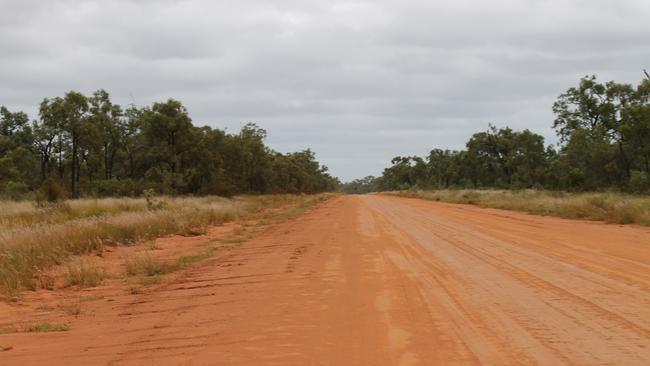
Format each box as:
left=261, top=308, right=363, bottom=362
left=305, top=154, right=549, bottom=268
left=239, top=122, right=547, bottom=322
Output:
left=79, top=294, right=104, bottom=302
left=1, top=323, right=70, bottom=334
left=0, top=327, right=18, bottom=335
left=219, top=238, right=245, bottom=244
left=23, top=323, right=69, bottom=333
left=135, top=275, right=163, bottom=286
left=177, top=254, right=205, bottom=268
left=126, top=248, right=218, bottom=287
left=177, top=248, right=218, bottom=269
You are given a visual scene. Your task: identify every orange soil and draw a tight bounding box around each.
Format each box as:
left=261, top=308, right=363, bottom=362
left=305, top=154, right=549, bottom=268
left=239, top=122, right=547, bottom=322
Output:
left=1, top=195, right=649, bottom=365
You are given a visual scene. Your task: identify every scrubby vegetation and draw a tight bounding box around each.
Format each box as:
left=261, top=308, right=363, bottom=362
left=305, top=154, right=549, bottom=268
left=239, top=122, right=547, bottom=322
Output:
left=342, top=75, right=650, bottom=194
left=23, top=323, right=70, bottom=333
left=387, top=190, right=650, bottom=226
left=64, top=260, right=106, bottom=288
left=125, top=254, right=177, bottom=277
left=0, top=323, right=69, bottom=334
left=0, top=92, right=338, bottom=200
left=0, top=194, right=330, bottom=299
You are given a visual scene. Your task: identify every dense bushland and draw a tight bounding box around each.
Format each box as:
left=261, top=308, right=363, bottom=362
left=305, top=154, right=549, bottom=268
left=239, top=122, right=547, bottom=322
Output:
left=342, top=75, right=650, bottom=194
left=0, top=92, right=338, bottom=199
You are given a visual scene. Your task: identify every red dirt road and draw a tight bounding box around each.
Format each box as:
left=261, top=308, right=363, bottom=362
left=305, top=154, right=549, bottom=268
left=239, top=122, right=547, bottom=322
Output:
left=2, top=195, right=650, bottom=365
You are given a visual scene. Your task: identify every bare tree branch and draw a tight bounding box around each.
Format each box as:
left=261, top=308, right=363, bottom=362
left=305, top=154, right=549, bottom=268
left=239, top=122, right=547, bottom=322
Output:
left=644, top=69, right=650, bottom=80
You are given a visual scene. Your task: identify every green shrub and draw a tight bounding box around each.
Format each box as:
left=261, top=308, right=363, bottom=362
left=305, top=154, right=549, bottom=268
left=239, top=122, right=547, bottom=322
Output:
left=629, top=171, right=649, bottom=194
left=2, top=181, right=29, bottom=200
left=89, top=179, right=138, bottom=197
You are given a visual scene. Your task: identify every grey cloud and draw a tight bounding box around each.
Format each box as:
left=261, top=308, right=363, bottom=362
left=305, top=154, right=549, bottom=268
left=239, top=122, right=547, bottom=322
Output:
left=1, top=0, right=649, bottom=180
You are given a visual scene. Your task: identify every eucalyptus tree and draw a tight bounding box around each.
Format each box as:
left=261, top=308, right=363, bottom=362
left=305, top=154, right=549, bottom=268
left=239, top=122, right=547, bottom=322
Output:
left=88, top=89, right=124, bottom=180
left=0, top=107, right=36, bottom=191
left=139, top=99, right=195, bottom=193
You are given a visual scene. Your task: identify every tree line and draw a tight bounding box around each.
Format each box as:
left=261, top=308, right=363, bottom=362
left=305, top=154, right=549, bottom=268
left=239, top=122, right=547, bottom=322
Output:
left=0, top=91, right=338, bottom=199
left=342, top=75, right=650, bottom=194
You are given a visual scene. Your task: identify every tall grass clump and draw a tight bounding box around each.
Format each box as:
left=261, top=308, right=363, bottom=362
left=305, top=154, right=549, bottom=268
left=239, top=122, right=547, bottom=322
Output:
left=0, top=193, right=331, bottom=299
left=125, top=254, right=176, bottom=277
left=64, top=260, right=106, bottom=288
left=388, top=190, right=650, bottom=226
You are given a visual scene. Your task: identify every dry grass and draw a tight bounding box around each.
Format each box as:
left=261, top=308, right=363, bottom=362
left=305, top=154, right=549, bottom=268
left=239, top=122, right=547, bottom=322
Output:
left=0, top=198, right=148, bottom=229
left=23, top=323, right=70, bottom=333
left=79, top=294, right=104, bottom=302
left=37, top=303, right=53, bottom=311
left=0, top=193, right=333, bottom=299
left=64, top=260, right=105, bottom=288
left=387, top=190, right=650, bottom=226
left=125, top=254, right=176, bottom=277
left=135, top=275, right=163, bottom=286
left=62, top=302, right=82, bottom=316
left=0, top=323, right=69, bottom=334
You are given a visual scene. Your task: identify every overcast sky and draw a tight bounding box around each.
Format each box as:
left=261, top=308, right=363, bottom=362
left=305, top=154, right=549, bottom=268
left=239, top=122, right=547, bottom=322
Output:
left=1, top=0, right=649, bottom=181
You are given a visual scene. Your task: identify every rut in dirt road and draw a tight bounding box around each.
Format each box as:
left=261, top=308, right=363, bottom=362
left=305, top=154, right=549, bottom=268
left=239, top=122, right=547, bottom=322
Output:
left=2, top=195, right=650, bottom=366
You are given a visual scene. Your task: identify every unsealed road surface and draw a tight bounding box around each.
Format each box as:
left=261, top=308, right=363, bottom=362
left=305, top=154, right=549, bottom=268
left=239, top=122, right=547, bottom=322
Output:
left=3, top=195, right=650, bottom=365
